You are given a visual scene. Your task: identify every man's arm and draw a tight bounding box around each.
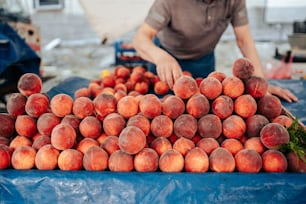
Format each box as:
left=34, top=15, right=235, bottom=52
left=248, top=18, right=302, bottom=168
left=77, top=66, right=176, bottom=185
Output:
left=233, top=24, right=298, bottom=102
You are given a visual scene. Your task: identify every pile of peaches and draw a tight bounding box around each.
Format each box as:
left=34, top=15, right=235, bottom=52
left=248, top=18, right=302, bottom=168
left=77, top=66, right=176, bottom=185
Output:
left=0, top=58, right=305, bottom=173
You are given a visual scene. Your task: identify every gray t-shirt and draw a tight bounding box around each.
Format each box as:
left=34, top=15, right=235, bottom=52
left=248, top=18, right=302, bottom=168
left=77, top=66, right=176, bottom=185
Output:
left=145, top=0, right=249, bottom=59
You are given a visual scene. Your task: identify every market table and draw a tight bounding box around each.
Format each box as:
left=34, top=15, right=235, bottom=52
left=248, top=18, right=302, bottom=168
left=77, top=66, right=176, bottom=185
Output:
left=1, top=77, right=306, bottom=204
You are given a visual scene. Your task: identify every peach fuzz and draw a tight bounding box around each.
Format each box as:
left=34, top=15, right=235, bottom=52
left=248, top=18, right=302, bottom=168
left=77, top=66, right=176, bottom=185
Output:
left=6, top=93, right=27, bottom=117
left=114, top=65, right=131, bottom=79
left=199, top=77, right=223, bottom=100
left=173, top=114, right=197, bottom=139
left=139, top=94, right=161, bottom=119
left=244, top=137, right=266, bottom=155
left=245, top=76, right=268, bottom=99
left=262, top=149, right=288, bottom=172
left=58, top=149, right=83, bottom=171
left=150, top=137, right=172, bottom=156
left=32, top=135, right=51, bottom=150
left=134, top=147, right=159, bottom=172
left=51, top=123, right=77, bottom=150
left=17, top=73, right=42, bottom=96
left=207, top=71, right=226, bottom=82
left=232, top=57, right=254, bottom=80
left=184, top=147, right=209, bottom=172
left=272, top=115, right=293, bottom=128
left=9, top=135, right=32, bottom=150
left=50, top=93, right=73, bottom=117
left=245, top=114, right=269, bottom=137
left=108, top=149, right=134, bottom=172
left=0, top=137, right=10, bottom=146
left=35, top=144, right=60, bottom=170
left=173, top=137, right=195, bottom=156
left=117, top=95, right=139, bottom=118
left=154, top=80, right=170, bottom=95
left=221, top=139, right=243, bottom=156
left=150, top=115, right=173, bottom=138
left=11, top=145, right=36, bottom=170
left=260, top=123, right=290, bottom=149
left=118, top=126, right=146, bottom=155
left=93, top=93, right=117, bottom=118
left=79, top=116, right=102, bottom=139
left=114, top=89, right=127, bottom=102
left=25, top=93, right=49, bottom=118
left=222, top=76, right=244, bottom=99
left=235, top=149, right=262, bottom=173
left=159, top=149, right=184, bottom=173
left=234, top=94, right=257, bottom=118
left=209, top=147, right=235, bottom=172
left=83, top=146, right=109, bottom=171
left=134, top=81, right=149, bottom=94
left=197, top=114, right=222, bottom=139
left=196, top=137, right=220, bottom=155
left=72, top=97, right=94, bottom=119
left=173, top=75, right=198, bottom=99
left=211, top=95, right=234, bottom=119
left=257, top=95, right=282, bottom=120
left=162, top=95, right=185, bottom=119
left=100, top=135, right=120, bottom=155
left=0, top=113, right=15, bottom=138
left=37, top=112, right=61, bottom=136
left=126, top=114, right=151, bottom=136
left=61, top=114, right=81, bottom=134
left=15, top=115, right=37, bottom=138
left=74, top=87, right=91, bottom=98
left=222, top=115, right=246, bottom=139
left=76, top=137, right=99, bottom=154
left=186, top=94, right=210, bottom=118
left=0, top=144, right=12, bottom=169
left=103, top=113, right=126, bottom=136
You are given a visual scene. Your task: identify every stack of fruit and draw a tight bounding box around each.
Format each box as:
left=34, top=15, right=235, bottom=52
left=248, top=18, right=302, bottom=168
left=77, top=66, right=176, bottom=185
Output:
left=0, top=58, right=305, bottom=173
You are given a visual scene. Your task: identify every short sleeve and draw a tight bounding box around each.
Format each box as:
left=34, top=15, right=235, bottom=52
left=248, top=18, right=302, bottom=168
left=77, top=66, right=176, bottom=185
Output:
left=144, top=0, right=171, bottom=31
left=231, top=0, right=249, bottom=27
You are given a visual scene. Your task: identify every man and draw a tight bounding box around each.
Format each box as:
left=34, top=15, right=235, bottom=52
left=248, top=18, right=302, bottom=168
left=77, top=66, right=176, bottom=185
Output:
left=132, top=0, right=297, bottom=102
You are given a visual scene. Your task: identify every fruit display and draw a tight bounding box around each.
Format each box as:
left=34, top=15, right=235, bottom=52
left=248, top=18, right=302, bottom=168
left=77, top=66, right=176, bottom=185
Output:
left=0, top=58, right=306, bottom=173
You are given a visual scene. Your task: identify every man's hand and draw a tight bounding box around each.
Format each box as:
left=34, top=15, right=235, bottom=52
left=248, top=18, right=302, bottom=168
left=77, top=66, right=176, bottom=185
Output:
left=268, top=84, right=298, bottom=103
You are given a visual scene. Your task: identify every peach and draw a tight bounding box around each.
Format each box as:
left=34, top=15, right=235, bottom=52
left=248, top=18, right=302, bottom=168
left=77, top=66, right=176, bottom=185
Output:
left=100, top=135, right=120, bottom=155
left=134, top=81, right=149, bottom=94
left=235, top=149, right=262, bottom=173
left=134, top=147, right=159, bottom=172
left=262, top=149, right=288, bottom=172
left=222, top=115, right=246, bottom=139
left=96, top=132, right=108, bottom=145
left=76, top=137, right=99, bottom=154
left=108, top=149, right=134, bottom=172
left=72, top=97, right=94, bottom=119
left=260, top=123, right=290, bottom=149
left=114, top=65, right=130, bottom=79
left=173, top=114, right=197, bottom=139
left=199, top=77, right=223, bottom=100
left=150, top=115, right=173, bottom=138
left=74, top=87, right=91, bottom=98
left=15, top=115, right=37, bottom=138
left=83, top=146, right=109, bottom=171
left=159, top=149, right=184, bottom=172
left=51, top=123, right=76, bottom=150
left=101, top=87, right=115, bottom=95
left=101, top=75, right=116, bottom=88
left=198, top=114, right=222, bottom=139
left=287, top=151, right=306, bottom=173
left=32, top=135, right=51, bottom=150
left=209, top=147, right=235, bottom=172
left=114, top=89, right=127, bottom=102
left=207, top=71, right=226, bottom=82
left=126, top=114, right=151, bottom=136
left=61, top=114, right=81, bottom=134
left=211, top=95, right=234, bottom=119
left=221, top=138, right=243, bottom=156
left=117, top=95, right=139, bottom=118
left=6, top=93, right=27, bottom=116
left=150, top=137, right=172, bottom=156
left=11, top=145, right=36, bottom=170
left=272, top=115, right=293, bottom=128
left=162, top=95, right=185, bottom=119
left=9, top=135, right=32, bottom=150
left=232, top=57, right=254, bottom=80
left=35, top=144, right=59, bottom=170
left=257, top=95, right=282, bottom=119
left=17, top=73, right=42, bottom=96
left=196, top=137, right=220, bottom=155
left=50, top=93, right=73, bottom=117
left=184, top=147, right=209, bottom=172
left=118, top=126, right=146, bottom=155
left=0, top=137, right=10, bottom=146
left=114, top=83, right=128, bottom=93
left=37, top=112, right=61, bottom=136
left=58, top=149, right=83, bottom=171
left=173, top=75, right=198, bottom=99
left=0, top=144, right=11, bottom=169
left=244, top=137, right=266, bottom=155
left=139, top=94, right=161, bottom=119
left=25, top=93, right=49, bottom=118
left=186, top=94, right=210, bottom=118
left=79, top=116, right=102, bottom=139
left=245, top=76, right=268, bottom=99
left=234, top=94, right=257, bottom=118
left=173, top=137, right=195, bottom=156
left=102, top=113, right=126, bottom=136
left=154, top=80, right=169, bottom=95
left=0, top=113, right=15, bottom=138
left=222, top=76, right=245, bottom=99
left=246, top=114, right=269, bottom=137
left=93, top=93, right=117, bottom=119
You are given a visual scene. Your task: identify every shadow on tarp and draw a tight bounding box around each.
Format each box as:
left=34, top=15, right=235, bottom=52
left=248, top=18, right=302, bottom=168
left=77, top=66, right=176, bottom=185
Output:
left=0, top=170, right=306, bottom=204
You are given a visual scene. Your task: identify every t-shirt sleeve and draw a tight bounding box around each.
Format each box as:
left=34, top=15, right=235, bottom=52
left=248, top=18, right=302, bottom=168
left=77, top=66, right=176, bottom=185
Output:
left=144, top=0, right=171, bottom=31
left=231, top=0, right=249, bottom=27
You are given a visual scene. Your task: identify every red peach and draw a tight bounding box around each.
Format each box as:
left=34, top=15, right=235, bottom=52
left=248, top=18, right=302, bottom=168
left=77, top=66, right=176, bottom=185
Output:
left=0, top=144, right=11, bottom=169
left=9, top=135, right=32, bottom=150
left=260, top=123, right=290, bottom=149
left=222, top=76, right=245, bottom=99
left=245, top=76, right=268, bottom=99
left=15, top=115, right=37, bottom=138
left=11, top=145, right=36, bottom=170
left=134, top=81, right=149, bottom=94
left=32, top=135, right=51, bottom=150
left=35, top=144, right=59, bottom=170
left=222, top=115, right=246, bottom=139
left=0, top=113, right=15, bottom=138
left=74, top=87, right=91, bottom=98
left=58, top=149, right=83, bottom=171
left=37, top=112, right=61, bottom=136
left=209, top=147, right=235, bottom=172
left=272, top=115, right=293, bottom=128
left=159, top=149, right=184, bottom=172
left=246, top=114, right=270, bottom=137
left=154, top=81, right=169, bottom=95
left=0, top=137, right=10, bottom=146
left=83, top=146, right=109, bottom=171
left=197, top=114, right=222, bottom=139
left=134, top=147, right=159, bottom=172
left=114, top=65, right=130, bottom=79
left=126, top=114, right=151, bottom=136
left=79, top=116, right=102, bottom=139
left=262, top=149, right=288, bottom=172
left=108, top=149, right=134, bottom=172
left=232, top=57, right=254, bottom=80
left=139, top=94, right=161, bottom=119
left=173, top=137, right=195, bottom=156
left=150, top=115, right=173, bottom=138
left=72, top=97, right=94, bottom=119
left=76, top=137, right=99, bottom=154
left=17, top=73, right=42, bottom=96
left=117, top=95, right=139, bottom=118
left=118, top=126, right=146, bottom=155
left=50, top=93, right=73, bottom=117
left=234, top=94, right=257, bottom=118
left=173, top=114, right=197, bottom=139
left=61, top=114, right=81, bottom=134
left=186, top=94, right=210, bottom=118
left=221, top=138, right=243, bottom=156
left=93, top=93, right=117, bottom=119
left=184, top=147, right=209, bottom=172
left=150, top=137, right=172, bottom=156
left=25, top=93, right=49, bottom=118
left=103, top=113, right=126, bottom=136
left=51, top=123, right=77, bottom=150
left=287, top=151, right=306, bottom=173
left=235, top=149, right=262, bottom=173
left=196, top=137, right=220, bottom=155
left=244, top=137, right=266, bottom=155
left=162, top=95, right=185, bottom=119
left=211, top=95, right=234, bottom=119
left=173, top=75, right=198, bottom=99
left=257, top=95, right=282, bottom=119
left=199, top=77, right=223, bottom=100
left=6, top=93, right=27, bottom=117
left=207, top=71, right=226, bottom=82
left=100, top=135, right=120, bottom=155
